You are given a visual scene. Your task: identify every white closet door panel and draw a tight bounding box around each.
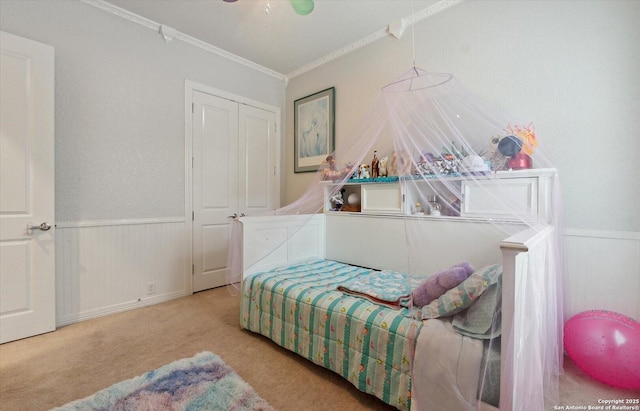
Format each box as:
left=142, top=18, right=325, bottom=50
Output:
left=192, top=91, right=238, bottom=292
left=202, top=106, right=234, bottom=209
left=238, top=104, right=276, bottom=216
left=201, top=225, right=229, bottom=274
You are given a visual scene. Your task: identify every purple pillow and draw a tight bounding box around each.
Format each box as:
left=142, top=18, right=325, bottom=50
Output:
left=413, top=262, right=474, bottom=307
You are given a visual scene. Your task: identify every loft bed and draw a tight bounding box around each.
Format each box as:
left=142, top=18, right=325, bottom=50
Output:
left=237, top=193, right=560, bottom=410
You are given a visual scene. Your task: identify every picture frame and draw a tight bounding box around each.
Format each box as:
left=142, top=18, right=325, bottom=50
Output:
left=294, top=87, right=335, bottom=173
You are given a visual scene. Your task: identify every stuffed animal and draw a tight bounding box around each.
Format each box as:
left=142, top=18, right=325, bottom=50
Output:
left=379, top=156, right=388, bottom=177
left=412, top=262, right=475, bottom=307
left=388, top=150, right=412, bottom=176
left=359, top=164, right=370, bottom=179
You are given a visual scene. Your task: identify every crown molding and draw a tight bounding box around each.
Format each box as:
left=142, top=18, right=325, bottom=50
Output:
left=286, top=0, right=465, bottom=80
left=81, top=0, right=463, bottom=84
left=80, top=0, right=287, bottom=83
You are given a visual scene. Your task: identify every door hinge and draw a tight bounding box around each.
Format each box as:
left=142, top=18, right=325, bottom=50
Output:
left=192, top=211, right=194, bottom=221
left=192, top=102, right=195, bottom=113
left=192, top=157, right=195, bottom=168
left=273, top=123, right=277, bottom=133
left=192, top=264, right=195, bottom=275
left=273, top=166, right=277, bottom=175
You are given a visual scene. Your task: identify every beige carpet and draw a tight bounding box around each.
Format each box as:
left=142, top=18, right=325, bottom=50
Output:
left=0, top=287, right=636, bottom=411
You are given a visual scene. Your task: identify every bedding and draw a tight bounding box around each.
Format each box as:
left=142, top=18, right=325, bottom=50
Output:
left=241, top=258, right=502, bottom=410
left=337, top=270, right=423, bottom=309
left=411, top=317, right=483, bottom=411
left=241, top=259, right=422, bottom=410
left=419, top=264, right=502, bottom=320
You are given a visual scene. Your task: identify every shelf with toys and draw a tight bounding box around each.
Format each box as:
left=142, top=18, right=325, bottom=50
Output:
left=322, top=167, right=556, bottom=224
left=321, top=125, right=554, bottom=223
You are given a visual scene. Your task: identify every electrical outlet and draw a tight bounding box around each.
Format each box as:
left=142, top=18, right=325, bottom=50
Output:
left=147, top=282, right=156, bottom=295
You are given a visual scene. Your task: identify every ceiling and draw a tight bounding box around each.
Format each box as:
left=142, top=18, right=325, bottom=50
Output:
left=104, top=0, right=443, bottom=77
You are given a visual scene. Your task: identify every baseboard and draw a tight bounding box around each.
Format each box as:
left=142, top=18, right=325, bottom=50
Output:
left=55, top=216, right=184, bottom=228
left=56, top=290, right=187, bottom=327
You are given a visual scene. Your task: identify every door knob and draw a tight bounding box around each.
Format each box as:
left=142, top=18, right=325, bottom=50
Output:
left=227, top=213, right=238, bottom=219
left=27, top=222, right=52, bottom=231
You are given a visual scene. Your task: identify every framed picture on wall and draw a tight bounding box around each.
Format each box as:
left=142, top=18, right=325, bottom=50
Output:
left=294, top=87, right=335, bottom=173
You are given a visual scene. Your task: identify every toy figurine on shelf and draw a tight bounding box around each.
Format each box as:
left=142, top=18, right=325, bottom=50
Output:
left=321, top=155, right=341, bottom=180
left=371, top=151, right=380, bottom=178
left=350, top=163, right=359, bottom=179
left=379, top=156, right=388, bottom=177
left=488, top=124, right=538, bottom=171
left=359, top=164, right=370, bottom=179
left=505, top=123, right=536, bottom=169
left=343, top=162, right=356, bottom=180
left=330, top=189, right=345, bottom=211
left=415, top=152, right=433, bottom=175
left=427, top=195, right=441, bottom=216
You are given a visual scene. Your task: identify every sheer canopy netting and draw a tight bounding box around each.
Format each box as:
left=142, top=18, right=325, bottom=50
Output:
left=228, top=67, right=564, bottom=410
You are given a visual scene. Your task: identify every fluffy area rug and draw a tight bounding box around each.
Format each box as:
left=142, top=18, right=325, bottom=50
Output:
left=52, top=351, right=275, bottom=411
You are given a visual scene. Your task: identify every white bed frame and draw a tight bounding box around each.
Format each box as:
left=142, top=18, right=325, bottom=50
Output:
left=239, top=213, right=554, bottom=411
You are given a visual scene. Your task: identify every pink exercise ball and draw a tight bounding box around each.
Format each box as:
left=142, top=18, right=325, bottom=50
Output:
left=564, top=310, right=640, bottom=389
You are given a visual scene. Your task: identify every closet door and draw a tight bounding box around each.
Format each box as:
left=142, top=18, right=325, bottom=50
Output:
left=191, top=91, right=278, bottom=292
left=238, top=104, right=277, bottom=216
left=192, top=91, right=239, bottom=292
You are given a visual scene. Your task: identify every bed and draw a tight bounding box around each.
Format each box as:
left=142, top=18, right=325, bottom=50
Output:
left=237, top=213, right=559, bottom=411
left=242, top=259, right=421, bottom=409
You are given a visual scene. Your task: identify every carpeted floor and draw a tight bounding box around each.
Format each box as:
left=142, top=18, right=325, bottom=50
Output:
left=0, top=287, right=637, bottom=411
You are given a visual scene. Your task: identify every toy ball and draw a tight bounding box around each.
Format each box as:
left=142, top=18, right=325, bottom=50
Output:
left=347, top=193, right=360, bottom=205
left=564, top=310, right=640, bottom=389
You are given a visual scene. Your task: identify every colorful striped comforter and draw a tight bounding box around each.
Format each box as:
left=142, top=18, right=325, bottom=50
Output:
left=241, top=259, right=423, bottom=410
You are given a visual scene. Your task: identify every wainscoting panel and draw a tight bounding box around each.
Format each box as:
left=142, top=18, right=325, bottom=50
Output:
left=54, top=221, right=638, bottom=326
left=55, top=218, right=189, bottom=326
left=564, top=229, right=640, bottom=321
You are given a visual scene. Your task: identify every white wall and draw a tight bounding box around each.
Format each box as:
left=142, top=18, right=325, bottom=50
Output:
left=0, top=0, right=285, bottom=222
left=1, top=0, right=637, bottom=323
left=285, top=1, right=640, bottom=319
left=0, top=0, right=285, bottom=323
left=286, top=0, right=639, bottom=232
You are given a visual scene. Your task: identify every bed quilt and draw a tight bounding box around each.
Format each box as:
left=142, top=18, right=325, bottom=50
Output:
left=241, top=259, right=423, bottom=411
left=337, top=270, right=425, bottom=309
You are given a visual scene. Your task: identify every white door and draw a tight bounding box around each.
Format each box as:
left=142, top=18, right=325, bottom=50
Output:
left=191, top=91, right=277, bottom=292
left=0, top=31, right=55, bottom=344
left=192, top=91, right=239, bottom=292
left=238, top=104, right=277, bottom=216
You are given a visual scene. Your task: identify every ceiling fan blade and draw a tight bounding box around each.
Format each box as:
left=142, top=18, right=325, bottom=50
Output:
left=223, top=0, right=314, bottom=16
left=290, top=0, right=314, bottom=15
